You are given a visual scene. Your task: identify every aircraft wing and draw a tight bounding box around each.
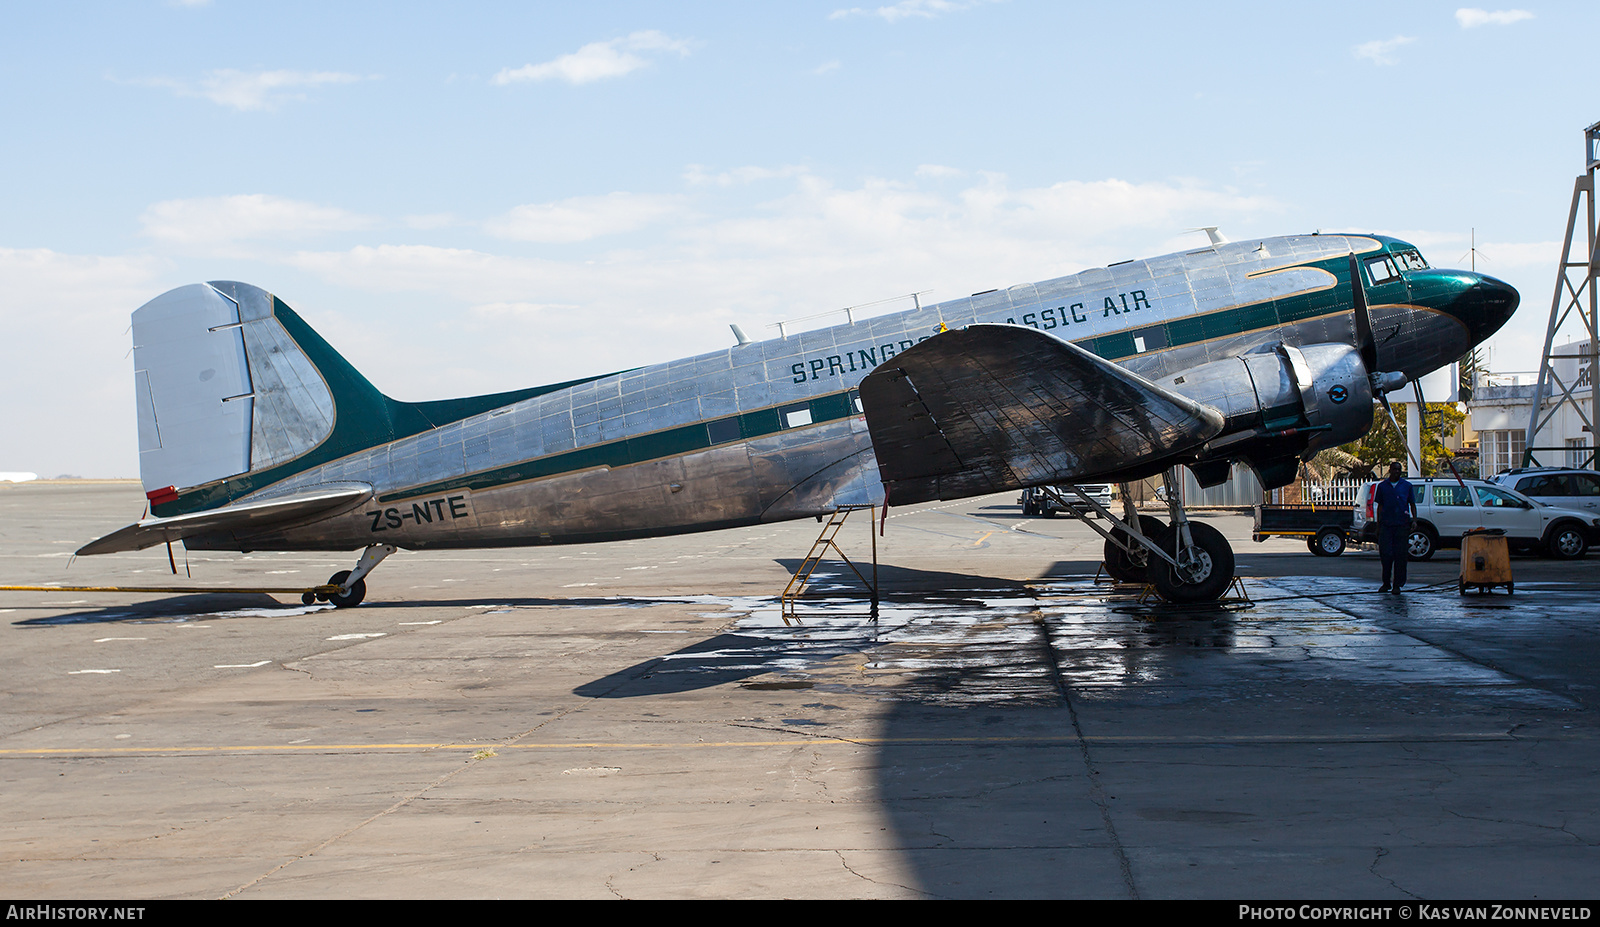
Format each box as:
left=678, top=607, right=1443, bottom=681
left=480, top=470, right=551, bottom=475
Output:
left=858, top=324, right=1225, bottom=504
left=76, top=485, right=372, bottom=555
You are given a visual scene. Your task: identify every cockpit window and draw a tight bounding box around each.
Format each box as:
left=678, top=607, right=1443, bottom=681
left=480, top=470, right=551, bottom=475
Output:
left=1393, top=249, right=1429, bottom=271
left=1365, top=249, right=1429, bottom=286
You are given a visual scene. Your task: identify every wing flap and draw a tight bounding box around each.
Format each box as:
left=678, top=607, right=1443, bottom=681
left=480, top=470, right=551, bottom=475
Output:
left=858, top=325, right=1224, bottom=503
left=76, top=485, right=372, bottom=555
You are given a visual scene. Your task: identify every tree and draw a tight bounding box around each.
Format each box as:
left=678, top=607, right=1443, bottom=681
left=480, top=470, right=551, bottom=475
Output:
left=1338, top=402, right=1466, bottom=477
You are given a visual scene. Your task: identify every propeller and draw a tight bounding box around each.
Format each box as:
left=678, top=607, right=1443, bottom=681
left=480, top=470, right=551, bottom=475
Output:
left=1348, top=253, right=1422, bottom=474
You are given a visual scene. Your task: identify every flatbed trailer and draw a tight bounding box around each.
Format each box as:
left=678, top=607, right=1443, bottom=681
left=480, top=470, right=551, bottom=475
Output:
left=1253, top=503, right=1355, bottom=556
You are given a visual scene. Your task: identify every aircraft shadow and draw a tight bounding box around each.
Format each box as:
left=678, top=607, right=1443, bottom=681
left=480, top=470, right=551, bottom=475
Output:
left=770, top=559, right=1027, bottom=594
left=573, top=631, right=875, bottom=699
left=12, top=592, right=303, bottom=625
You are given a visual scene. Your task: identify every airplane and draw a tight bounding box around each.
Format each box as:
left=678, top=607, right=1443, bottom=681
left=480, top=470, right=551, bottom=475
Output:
left=76, top=232, right=1519, bottom=604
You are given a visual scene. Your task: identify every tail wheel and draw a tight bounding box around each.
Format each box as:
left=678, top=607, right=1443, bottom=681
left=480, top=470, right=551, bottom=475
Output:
left=327, top=570, right=367, bottom=608
left=1103, top=515, right=1165, bottom=583
left=1149, top=521, right=1236, bottom=603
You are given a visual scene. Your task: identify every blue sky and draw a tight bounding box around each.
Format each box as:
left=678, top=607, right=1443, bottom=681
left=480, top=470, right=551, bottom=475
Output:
left=1, top=1, right=1591, bottom=477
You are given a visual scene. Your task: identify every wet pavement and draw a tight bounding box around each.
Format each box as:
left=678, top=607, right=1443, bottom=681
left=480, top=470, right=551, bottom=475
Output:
left=1, top=482, right=1597, bottom=898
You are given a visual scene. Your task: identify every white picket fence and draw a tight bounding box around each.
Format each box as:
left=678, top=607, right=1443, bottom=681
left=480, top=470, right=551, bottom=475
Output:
left=1296, top=479, right=1366, bottom=505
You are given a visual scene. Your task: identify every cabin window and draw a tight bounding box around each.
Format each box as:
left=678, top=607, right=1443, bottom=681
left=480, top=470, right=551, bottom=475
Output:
left=707, top=418, right=741, bottom=445
left=781, top=402, right=813, bottom=428
left=1365, top=256, right=1400, bottom=286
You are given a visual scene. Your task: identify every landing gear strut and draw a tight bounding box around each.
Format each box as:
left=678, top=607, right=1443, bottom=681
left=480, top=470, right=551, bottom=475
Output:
left=1102, top=488, right=1164, bottom=583
left=1051, top=470, right=1237, bottom=603
left=302, top=544, right=396, bottom=608
left=1145, top=469, right=1235, bottom=603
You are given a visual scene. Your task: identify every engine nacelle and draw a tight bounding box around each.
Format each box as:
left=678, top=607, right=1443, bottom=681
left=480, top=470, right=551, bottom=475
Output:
left=1165, top=341, right=1375, bottom=472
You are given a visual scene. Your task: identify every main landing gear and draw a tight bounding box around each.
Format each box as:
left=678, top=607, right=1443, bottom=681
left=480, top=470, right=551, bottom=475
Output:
left=1052, top=469, right=1236, bottom=603
left=302, top=544, right=396, bottom=608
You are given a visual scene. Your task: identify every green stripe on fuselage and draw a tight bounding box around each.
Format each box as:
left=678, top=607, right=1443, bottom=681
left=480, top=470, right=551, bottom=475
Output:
left=376, top=390, right=861, bottom=504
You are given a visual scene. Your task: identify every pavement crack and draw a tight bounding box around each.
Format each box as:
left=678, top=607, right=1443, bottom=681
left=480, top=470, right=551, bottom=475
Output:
left=1032, top=610, right=1139, bottom=901
left=835, top=848, right=930, bottom=896
left=1369, top=846, right=1420, bottom=898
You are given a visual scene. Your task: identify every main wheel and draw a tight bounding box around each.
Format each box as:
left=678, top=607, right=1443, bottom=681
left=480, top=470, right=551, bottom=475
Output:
left=1149, top=521, right=1236, bottom=603
left=327, top=570, right=366, bottom=608
left=1104, top=515, right=1165, bottom=583
left=1546, top=523, right=1588, bottom=560
left=1311, top=528, right=1346, bottom=557
left=1406, top=526, right=1437, bottom=562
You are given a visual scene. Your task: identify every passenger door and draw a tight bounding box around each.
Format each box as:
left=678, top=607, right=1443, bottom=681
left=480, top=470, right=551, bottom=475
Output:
left=1473, top=485, right=1540, bottom=541
left=1428, top=482, right=1477, bottom=541
left=1567, top=473, right=1600, bottom=512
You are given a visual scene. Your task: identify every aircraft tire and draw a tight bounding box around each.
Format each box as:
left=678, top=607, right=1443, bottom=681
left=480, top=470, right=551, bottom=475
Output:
left=1103, top=515, right=1165, bottom=583
left=1149, top=521, right=1235, bottom=603
left=327, top=570, right=367, bottom=608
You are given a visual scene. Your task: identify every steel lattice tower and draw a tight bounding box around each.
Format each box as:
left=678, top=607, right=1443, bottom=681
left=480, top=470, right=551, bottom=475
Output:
left=1523, top=121, right=1600, bottom=468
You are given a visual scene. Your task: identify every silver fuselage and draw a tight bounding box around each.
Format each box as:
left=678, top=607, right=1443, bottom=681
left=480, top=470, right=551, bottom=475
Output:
left=195, top=234, right=1510, bottom=552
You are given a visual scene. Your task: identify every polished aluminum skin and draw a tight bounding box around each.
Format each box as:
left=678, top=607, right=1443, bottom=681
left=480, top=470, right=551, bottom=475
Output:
left=87, top=233, right=1516, bottom=555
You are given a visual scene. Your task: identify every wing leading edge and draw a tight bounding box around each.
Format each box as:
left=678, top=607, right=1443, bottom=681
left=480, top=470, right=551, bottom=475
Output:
left=858, top=324, right=1225, bottom=504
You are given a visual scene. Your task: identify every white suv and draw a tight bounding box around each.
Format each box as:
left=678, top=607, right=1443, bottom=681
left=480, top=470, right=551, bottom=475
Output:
left=1352, top=477, right=1600, bottom=561
left=1490, top=468, right=1600, bottom=514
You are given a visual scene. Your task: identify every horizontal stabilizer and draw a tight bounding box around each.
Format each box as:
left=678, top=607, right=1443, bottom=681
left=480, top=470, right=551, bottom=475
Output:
left=858, top=324, right=1225, bottom=504
left=76, top=485, right=372, bottom=556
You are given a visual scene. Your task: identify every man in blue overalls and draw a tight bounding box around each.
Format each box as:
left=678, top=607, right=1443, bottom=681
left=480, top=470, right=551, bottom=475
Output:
left=1374, top=461, right=1418, bottom=593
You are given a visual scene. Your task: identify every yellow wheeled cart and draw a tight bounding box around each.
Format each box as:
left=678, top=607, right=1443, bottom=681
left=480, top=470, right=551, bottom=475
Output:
left=1459, top=530, right=1512, bottom=595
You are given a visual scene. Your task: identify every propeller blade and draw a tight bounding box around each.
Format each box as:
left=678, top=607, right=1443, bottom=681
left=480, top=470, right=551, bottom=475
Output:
left=1377, top=391, right=1423, bottom=476
left=1411, top=376, right=1470, bottom=489
left=1348, top=253, right=1378, bottom=373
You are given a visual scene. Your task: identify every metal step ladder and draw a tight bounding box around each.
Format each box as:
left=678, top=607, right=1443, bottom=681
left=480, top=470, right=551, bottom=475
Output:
left=780, top=504, right=880, bottom=624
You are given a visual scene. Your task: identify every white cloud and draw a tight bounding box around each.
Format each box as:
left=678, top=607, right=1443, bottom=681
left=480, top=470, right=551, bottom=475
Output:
left=139, top=69, right=369, bottom=111
left=485, top=193, right=686, bottom=243
left=282, top=171, right=1279, bottom=373
left=1456, top=8, right=1534, bottom=28
left=829, top=0, right=996, bottom=22
left=683, top=164, right=809, bottom=186
left=140, top=195, right=372, bottom=246
left=6, top=169, right=1285, bottom=470
left=1354, top=36, right=1416, bottom=65
left=812, top=60, right=842, bottom=75
left=493, top=31, right=692, bottom=86
left=0, top=249, right=168, bottom=477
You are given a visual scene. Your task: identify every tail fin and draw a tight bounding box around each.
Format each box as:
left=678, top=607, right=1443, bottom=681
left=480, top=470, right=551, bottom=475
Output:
left=132, top=282, right=576, bottom=514
left=134, top=282, right=336, bottom=500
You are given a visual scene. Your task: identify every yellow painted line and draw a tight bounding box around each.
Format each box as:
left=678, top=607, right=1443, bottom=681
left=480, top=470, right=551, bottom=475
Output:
left=973, top=531, right=993, bottom=546
left=0, top=732, right=1525, bottom=757
left=0, top=584, right=337, bottom=595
